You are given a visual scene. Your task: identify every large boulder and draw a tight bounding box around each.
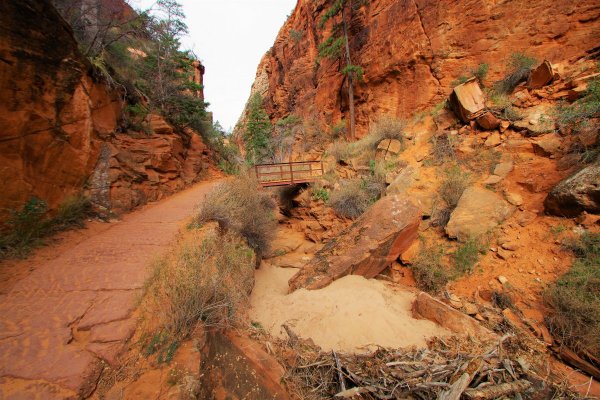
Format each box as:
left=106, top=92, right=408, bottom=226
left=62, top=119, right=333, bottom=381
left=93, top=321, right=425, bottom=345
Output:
left=201, top=331, right=289, bottom=400
left=544, top=158, right=600, bottom=217
left=288, top=196, right=421, bottom=291
left=449, top=78, right=486, bottom=123
left=446, top=187, right=513, bottom=241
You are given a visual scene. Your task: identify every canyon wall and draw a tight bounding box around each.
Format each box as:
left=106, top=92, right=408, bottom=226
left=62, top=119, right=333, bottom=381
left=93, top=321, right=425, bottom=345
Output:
left=0, top=0, right=211, bottom=219
left=242, top=0, right=599, bottom=138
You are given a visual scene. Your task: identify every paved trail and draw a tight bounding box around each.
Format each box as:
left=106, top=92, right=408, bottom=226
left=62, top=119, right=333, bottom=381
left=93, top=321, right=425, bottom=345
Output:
left=0, top=180, right=221, bottom=399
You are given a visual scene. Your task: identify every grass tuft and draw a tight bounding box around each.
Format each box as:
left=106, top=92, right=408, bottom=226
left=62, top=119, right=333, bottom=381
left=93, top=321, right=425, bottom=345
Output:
left=544, top=232, right=600, bottom=356
left=193, top=175, right=276, bottom=260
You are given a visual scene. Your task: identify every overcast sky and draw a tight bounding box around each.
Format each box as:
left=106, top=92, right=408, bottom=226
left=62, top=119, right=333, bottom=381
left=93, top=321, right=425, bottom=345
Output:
left=129, top=0, right=296, bottom=131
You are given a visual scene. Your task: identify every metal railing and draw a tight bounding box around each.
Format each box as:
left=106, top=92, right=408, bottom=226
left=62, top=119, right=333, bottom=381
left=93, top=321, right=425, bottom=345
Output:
left=254, top=160, right=324, bottom=187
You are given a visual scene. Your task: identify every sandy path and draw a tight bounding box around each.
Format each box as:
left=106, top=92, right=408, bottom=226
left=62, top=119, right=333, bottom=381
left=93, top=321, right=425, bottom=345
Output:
left=250, top=262, right=450, bottom=353
left=0, top=179, right=221, bottom=399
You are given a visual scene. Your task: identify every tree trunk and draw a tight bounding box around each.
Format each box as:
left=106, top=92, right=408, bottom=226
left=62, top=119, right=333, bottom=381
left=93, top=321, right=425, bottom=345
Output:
left=341, top=2, right=355, bottom=140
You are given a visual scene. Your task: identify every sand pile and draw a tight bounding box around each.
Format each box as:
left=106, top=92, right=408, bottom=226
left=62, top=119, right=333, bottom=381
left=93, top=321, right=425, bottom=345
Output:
left=249, top=263, right=450, bottom=353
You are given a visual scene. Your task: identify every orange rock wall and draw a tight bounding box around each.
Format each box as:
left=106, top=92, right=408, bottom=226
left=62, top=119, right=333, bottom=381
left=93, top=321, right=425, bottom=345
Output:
left=0, top=0, right=210, bottom=219
left=250, top=0, right=599, bottom=137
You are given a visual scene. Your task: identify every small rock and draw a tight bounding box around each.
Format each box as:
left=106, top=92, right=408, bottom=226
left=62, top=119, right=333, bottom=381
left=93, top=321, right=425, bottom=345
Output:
left=463, top=303, right=479, bottom=316
left=497, top=276, right=508, bottom=285
left=504, top=190, right=523, bottom=206
left=484, top=132, right=502, bottom=147
left=475, top=313, right=485, bottom=321
left=500, top=120, right=510, bottom=132
left=501, top=242, right=519, bottom=251
left=483, top=175, right=503, bottom=185
left=493, top=161, right=514, bottom=178
left=497, top=248, right=511, bottom=260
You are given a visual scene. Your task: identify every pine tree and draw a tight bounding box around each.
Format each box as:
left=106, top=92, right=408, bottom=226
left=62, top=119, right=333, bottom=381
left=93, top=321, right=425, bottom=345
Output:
left=318, top=0, right=364, bottom=140
left=244, top=94, right=273, bottom=165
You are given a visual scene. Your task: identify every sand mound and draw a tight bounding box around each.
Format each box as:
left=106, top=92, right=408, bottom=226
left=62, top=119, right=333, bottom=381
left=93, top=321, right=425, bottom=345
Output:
left=249, top=263, right=450, bottom=353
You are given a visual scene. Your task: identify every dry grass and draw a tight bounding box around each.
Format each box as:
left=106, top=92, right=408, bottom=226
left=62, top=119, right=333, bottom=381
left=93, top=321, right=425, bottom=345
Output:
left=544, top=233, right=600, bottom=357
left=329, top=179, right=372, bottom=219
left=411, top=243, right=449, bottom=293
left=364, top=116, right=406, bottom=150
left=329, top=177, right=383, bottom=219
left=193, top=174, right=276, bottom=260
left=328, top=140, right=354, bottom=164
left=142, top=226, right=255, bottom=354
left=439, top=165, right=469, bottom=210
left=430, top=132, right=457, bottom=165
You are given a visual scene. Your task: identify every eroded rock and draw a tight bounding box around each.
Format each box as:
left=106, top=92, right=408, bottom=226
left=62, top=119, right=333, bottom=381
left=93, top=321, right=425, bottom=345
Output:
left=545, top=158, right=600, bottom=216
left=446, top=187, right=514, bottom=241
left=449, top=79, right=486, bottom=123
left=288, top=196, right=420, bottom=291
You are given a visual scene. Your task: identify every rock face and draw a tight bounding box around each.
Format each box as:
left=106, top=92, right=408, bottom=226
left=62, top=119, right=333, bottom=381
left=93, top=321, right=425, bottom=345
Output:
left=288, top=196, right=421, bottom=291
left=239, top=0, right=598, bottom=138
left=0, top=0, right=211, bottom=221
left=446, top=187, right=513, bottom=241
left=201, top=331, right=289, bottom=400
left=545, top=158, right=600, bottom=217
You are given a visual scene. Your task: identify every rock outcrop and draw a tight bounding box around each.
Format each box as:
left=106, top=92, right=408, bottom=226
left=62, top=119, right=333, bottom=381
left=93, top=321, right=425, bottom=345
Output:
left=288, top=195, right=420, bottom=291
left=239, top=0, right=599, bottom=138
left=544, top=158, right=600, bottom=217
left=0, top=0, right=211, bottom=221
left=446, top=187, right=513, bottom=241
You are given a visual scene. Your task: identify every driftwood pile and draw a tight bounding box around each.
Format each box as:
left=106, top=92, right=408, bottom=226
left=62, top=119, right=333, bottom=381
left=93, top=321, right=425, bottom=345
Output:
left=276, top=335, right=542, bottom=400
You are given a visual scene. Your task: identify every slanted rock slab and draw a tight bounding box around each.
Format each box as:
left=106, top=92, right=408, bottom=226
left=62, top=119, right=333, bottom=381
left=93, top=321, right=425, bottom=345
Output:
left=446, top=187, right=514, bottom=241
left=544, top=158, right=600, bottom=217
left=288, top=196, right=421, bottom=291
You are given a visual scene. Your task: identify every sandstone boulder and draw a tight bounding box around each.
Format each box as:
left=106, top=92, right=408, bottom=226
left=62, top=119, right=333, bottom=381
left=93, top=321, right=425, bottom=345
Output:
left=449, top=78, right=486, bottom=123
left=533, top=133, right=562, bottom=157
left=376, top=138, right=402, bottom=160
left=527, top=60, right=554, bottom=89
left=202, top=331, right=289, bottom=399
left=476, top=111, right=501, bottom=130
left=446, top=187, right=514, bottom=241
left=412, top=293, right=495, bottom=339
left=544, top=158, right=600, bottom=217
left=513, top=104, right=555, bottom=136
left=288, top=196, right=421, bottom=291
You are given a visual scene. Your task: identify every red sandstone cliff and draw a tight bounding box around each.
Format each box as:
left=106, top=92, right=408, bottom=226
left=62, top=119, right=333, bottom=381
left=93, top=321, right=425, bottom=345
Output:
left=0, top=0, right=212, bottom=219
left=241, top=0, right=599, bottom=138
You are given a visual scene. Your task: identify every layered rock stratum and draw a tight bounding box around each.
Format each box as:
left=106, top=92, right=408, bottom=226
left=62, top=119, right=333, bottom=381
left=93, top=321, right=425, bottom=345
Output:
left=240, top=0, right=599, bottom=137
left=0, top=0, right=212, bottom=220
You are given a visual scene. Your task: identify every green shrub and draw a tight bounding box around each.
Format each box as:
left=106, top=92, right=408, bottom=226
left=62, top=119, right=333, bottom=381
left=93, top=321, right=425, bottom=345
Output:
left=451, top=75, right=470, bottom=88
left=494, top=52, right=537, bottom=94
left=411, top=244, right=449, bottom=293
left=472, top=63, right=489, bottom=83
left=544, top=233, right=600, bottom=356
left=554, top=78, right=600, bottom=133
left=290, top=29, right=304, bottom=43
left=311, top=187, right=330, bottom=202
left=453, top=238, right=483, bottom=275
left=0, top=195, right=91, bottom=259
left=193, top=175, right=276, bottom=259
